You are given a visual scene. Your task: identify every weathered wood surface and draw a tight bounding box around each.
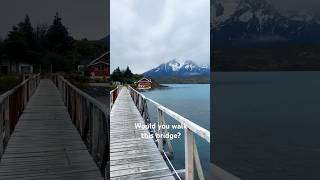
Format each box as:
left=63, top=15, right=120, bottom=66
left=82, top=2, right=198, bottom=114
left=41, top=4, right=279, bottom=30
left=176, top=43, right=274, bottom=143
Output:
left=110, top=87, right=175, bottom=180
left=0, top=80, right=103, bottom=180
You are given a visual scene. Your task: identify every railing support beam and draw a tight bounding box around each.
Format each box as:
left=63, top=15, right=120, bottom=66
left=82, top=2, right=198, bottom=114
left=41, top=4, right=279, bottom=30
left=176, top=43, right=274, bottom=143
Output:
left=185, top=128, right=194, bottom=180
left=158, top=108, right=164, bottom=153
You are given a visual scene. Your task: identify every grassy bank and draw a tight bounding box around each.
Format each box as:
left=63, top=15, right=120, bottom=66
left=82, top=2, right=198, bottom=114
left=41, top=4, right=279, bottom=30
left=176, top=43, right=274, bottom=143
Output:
left=0, top=75, right=21, bottom=94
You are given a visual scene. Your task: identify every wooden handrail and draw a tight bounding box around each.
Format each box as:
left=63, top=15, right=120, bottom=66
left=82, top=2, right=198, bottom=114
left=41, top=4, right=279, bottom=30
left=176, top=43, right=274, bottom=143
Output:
left=128, top=86, right=210, bottom=142
left=110, top=86, right=121, bottom=109
left=0, top=74, right=40, bottom=100
left=53, top=75, right=108, bottom=115
left=51, top=74, right=109, bottom=179
left=128, top=85, right=210, bottom=180
left=0, top=74, right=40, bottom=159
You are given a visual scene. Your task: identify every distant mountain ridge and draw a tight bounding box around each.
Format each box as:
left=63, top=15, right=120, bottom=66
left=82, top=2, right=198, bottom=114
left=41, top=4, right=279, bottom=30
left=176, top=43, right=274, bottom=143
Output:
left=212, top=0, right=320, bottom=47
left=143, top=60, right=209, bottom=77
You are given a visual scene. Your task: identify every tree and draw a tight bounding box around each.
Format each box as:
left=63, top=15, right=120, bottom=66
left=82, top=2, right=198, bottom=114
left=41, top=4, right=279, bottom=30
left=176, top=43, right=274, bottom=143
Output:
left=4, top=15, right=37, bottom=64
left=1, top=13, right=108, bottom=74
left=73, top=38, right=107, bottom=65
left=44, top=13, right=75, bottom=72
left=46, top=13, right=74, bottom=53
left=35, top=24, right=48, bottom=51
left=110, top=67, right=122, bottom=82
left=17, top=15, right=35, bottom=47
left=124, top=66, right=133, bottom=78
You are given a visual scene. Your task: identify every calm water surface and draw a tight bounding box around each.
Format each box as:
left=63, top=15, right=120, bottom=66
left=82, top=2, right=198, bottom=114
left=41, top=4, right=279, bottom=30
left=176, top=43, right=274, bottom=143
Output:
left=214, top=72, right=320, bottom=180
left=141, top=84, right=210, bottom=179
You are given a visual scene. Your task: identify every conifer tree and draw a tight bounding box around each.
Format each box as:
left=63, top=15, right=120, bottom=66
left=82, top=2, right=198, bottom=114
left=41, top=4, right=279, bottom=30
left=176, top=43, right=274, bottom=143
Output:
left=46, top=13, right=73, bottom=53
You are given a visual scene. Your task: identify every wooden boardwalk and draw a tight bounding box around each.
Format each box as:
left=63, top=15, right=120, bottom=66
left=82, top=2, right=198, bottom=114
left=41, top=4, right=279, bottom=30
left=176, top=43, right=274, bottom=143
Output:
left=110, top=87, right=175, bottom=180
left=0, top=80, right=103, bottom=180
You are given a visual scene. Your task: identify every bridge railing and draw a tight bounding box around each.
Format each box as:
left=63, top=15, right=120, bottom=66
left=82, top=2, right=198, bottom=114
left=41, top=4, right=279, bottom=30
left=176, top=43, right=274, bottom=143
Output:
left=110, top=86, right=121, bottom=109
left=0, top=74, right=40, bottom=158
left=52, top=75, right=109, bottom=179
left=128, top=86, right=210, bottom=180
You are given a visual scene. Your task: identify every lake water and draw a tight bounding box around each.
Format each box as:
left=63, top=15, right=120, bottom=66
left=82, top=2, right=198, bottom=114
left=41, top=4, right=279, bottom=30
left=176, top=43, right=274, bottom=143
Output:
left=213, top=72, right=320, bottom=180
left=141, top=84, right=210, bottom=179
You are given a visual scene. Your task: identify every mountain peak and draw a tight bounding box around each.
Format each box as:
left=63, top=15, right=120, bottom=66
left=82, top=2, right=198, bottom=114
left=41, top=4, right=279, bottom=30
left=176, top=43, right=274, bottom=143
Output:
left=212, top=0, right=320, bottom=47
left=143, top=60, right=209, bottom=77
left=166, top=59, right=181, bottom=71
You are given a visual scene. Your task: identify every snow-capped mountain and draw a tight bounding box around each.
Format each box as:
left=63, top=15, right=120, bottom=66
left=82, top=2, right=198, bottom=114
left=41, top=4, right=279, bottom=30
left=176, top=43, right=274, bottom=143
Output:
left=143, top=60, right=209, bottom=77
left=212, top=0, right=320, bottom=47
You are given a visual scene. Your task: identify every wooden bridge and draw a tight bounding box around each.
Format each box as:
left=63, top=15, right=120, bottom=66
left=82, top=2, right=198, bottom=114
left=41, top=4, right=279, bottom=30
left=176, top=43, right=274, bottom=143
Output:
left=110, top=87, right=175, bottom=179
left=0, top=74, right=239, bottom=180
left=111, top=86, right=211, bottom=180
left=0, top=75, right=109, bottom=179
left=111, top=86, right=240, bottom=180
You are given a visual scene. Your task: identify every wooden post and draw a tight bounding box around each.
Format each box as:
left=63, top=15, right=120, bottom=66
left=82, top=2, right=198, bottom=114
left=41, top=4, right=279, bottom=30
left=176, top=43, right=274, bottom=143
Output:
left=185, top=128, right=194, bottom=180
left=157, top=108, right=164, bottom=153
left=4, top=99, right=10, bottom=147
left=194, top=141, right=205, bottom=180
left=91, top=105, right=96, bottom=155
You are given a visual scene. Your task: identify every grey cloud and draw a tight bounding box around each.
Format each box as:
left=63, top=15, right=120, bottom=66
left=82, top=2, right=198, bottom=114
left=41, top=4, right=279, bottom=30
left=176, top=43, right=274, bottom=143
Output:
left=111, top=0, right=210, bottom=74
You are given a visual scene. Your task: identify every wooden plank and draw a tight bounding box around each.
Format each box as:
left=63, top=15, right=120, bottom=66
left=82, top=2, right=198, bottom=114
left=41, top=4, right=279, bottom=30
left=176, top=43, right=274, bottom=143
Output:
left=0, top=79, right=103, bottom=180
left=110, top=87, right=175, bottom=180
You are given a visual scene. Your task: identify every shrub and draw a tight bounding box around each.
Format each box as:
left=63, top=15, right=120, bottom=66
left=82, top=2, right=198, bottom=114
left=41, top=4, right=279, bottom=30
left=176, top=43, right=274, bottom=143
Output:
left=0, top=75, right=21, bottom=94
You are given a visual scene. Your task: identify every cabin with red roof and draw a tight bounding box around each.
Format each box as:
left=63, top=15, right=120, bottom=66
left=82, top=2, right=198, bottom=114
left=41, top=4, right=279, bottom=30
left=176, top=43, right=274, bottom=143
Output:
left=87, top=52, right=110, bottom=79
left=136, top=78, right=152, bottom=90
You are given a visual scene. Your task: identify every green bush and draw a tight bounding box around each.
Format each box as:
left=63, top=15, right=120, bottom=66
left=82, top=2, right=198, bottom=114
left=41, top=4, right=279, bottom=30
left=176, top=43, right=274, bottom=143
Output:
left=64, top=73, right=89, bottom=89
left=0, top=76, right=21, bottom=94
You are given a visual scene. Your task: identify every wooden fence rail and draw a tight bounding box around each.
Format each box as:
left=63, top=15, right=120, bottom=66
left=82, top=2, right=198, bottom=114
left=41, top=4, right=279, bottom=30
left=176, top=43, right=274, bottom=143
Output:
left=110, top=86, right=121, bottom=109
left=128, top=86, right=210, bottom=180
left=52, top=75, right=109, bottom=179
left=0, top=74, right=40, bottom=159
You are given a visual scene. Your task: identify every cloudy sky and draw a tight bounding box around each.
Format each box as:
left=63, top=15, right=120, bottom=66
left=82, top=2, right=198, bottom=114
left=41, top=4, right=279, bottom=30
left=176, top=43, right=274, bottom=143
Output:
left=111, top=0, right=210, bottom=74
left=0, top=0, right=109, bottom=40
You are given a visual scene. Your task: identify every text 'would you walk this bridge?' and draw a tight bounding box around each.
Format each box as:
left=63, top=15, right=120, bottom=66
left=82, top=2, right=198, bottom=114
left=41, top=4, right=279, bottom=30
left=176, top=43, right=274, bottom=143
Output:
left=110, top=86, right=211, bottom=180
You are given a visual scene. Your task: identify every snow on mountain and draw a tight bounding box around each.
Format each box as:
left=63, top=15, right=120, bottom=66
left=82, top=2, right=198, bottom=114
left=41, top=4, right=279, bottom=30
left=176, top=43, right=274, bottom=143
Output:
left=143, top=60, right=209, bottom=77
left=167, top=60, right=181, bottom=71
left=212, top=0, right=320, bottom=47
